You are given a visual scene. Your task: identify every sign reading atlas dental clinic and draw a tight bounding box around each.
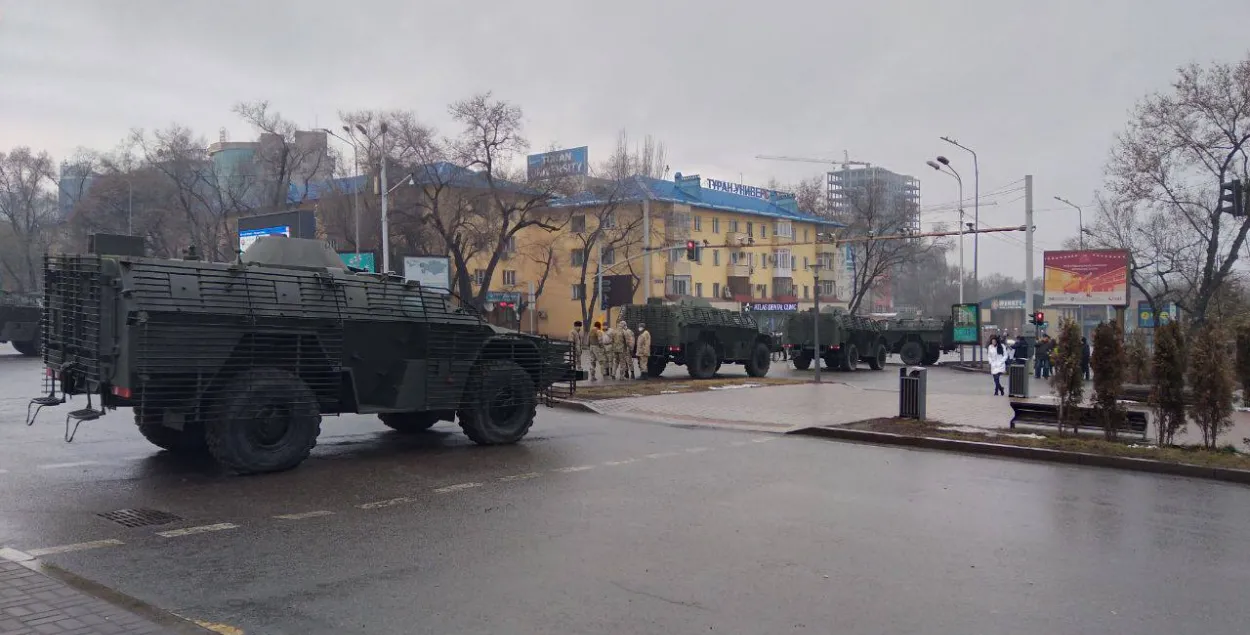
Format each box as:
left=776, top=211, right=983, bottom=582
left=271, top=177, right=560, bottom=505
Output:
left=1043, top=249, right=1130, bottom=306
left=742, top=302, right=799, bottom=312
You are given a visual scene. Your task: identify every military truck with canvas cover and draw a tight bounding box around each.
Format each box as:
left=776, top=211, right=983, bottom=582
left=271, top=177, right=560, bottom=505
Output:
left=0, top=292, right=40, bottom=357
left=31, top=236, right=582, bottom=474
left=783, top=309, right=889, bottom=371
left=877, top=317, right=954, bottom=366
left=619, top=298, right=773, bottom=379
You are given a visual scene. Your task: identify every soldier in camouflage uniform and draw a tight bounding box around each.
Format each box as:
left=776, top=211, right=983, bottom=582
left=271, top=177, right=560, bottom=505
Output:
left=617, top=320, right=636, bottom=379
left=588, top=321, right=607, bottom=381
left=635, top=323, right=652, bottom=379
left=604, top=321, right=621, bottom=380
left=568, top=321, right=585, bottom=372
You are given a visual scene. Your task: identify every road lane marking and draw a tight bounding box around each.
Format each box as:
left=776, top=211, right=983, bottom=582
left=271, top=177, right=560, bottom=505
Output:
left=684, top=447, right=710, bottom=454
left=26, top=539, right=124, bottom=557
left=497, top=472, right=542, bottom=482
left=0, top=547, right=34, bottom=562
left=750, top=437, right=776, bottom=443
left=602, top=458, right=639, bottom=466
left=37, top=461, right=100, bottom=470
left=274, top=510, right=335, bottom=520
left=358, top=497, right=415, bottom=510
left=728, top=440, right=752, bottom=446
left=433, top=482, right=482, bottom=494
left=553, top=465, right=595, bottom=473
left=156, top=523, right=239, bottom=538
left=645, top=452, right=681, bottom=459
left=189, top=620, right=245, bottom=635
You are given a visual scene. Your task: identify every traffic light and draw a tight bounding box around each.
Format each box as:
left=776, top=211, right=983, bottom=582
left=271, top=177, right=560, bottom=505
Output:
left=1218, top=179, right=1245, bottom=217
left=600, top=276, right=612, bottom=311
left=685, top=240, right=698, bottom=260
left=1030, top=311, right=1045, bottom=325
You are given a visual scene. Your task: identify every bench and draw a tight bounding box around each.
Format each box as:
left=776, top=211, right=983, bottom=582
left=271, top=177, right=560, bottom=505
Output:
left=1009, top=401, right=1149, bottom=440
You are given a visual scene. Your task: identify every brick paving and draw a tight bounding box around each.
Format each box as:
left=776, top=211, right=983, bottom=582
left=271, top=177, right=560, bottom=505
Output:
left=0, top=559, right=190, bottom=635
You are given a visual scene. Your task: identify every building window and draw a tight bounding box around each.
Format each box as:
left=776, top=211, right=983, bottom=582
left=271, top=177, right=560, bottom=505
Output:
left=502, top=270, right=517, bottom=285
left=804, top=256, right=809, bottom=270
left=774, top=249, right=791, bottom=271
left=666, top=275, right=691, bottom=296
left=747, top=222, right=754, bottom=237
left=713, top=249, right=720, bottom=266
left=571, top=249, right=585, bottom=266
left=503, top=236, right=517, bottom=254
left=572, top=284, right=585, bottom=300
left=473, top=269, right=486, bottom=285
left=775, top=221, right=794, bottom=238
left=695, top=282, right=704, bottom=297
left=729, top=220, right=740, bottom=233
left=756, top=284, right=768, bottom=298
left=712, top=217, right=720, bottom=234
left=601, top=212, right=617, bottom=229
left=804, top=228, right=810, bottom=241
left=819, top=280, right=835, bottom=297
left=602, top=247, right=615, bottom=265
left=713, top=282, right=721, bottom=298
left=761, top=224, right=767, bottom=238
left=571, top=215, right=586, bottom=233
left=803, top=285, right=809, bottom=299
left=693, top=216, right=702, bottom=232
left=669, top=248, right=682, bottom=263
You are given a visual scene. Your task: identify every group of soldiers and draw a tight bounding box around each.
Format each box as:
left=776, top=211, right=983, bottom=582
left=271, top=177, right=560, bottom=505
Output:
left=568, top=320, right=652, bottom=381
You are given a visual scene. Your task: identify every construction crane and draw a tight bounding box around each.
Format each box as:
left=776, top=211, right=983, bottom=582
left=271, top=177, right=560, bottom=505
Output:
left=755, top=150, right=871, bottom=170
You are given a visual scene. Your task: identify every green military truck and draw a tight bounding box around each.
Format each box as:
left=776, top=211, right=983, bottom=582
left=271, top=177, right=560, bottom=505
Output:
left=0, top=292, right=41, bottom=357
left=783, top=309, right=890, bottom=371
left=619, top=298, right=773, bottom=379
left=877, top=317, right=955, bottom=366
left=31, top=236, right=582, bottom=474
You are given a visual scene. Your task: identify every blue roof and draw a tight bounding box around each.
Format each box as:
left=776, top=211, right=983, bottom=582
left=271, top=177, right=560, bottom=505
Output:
left=289, top=162, right=536, bottom=205
left=554, top=175, right=842, bottom=227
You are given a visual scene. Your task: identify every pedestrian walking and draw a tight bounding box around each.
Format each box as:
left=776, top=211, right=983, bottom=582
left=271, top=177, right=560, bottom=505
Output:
left=987, top=335, right=1008, bottom=396
left=635, top=323, right=652, bottom=378
left=588, top=321, right=606, bottom=381
left=568, top=321, right=585, bottom=372
left=1081, top=336, right=1091, bottom=381
left=617, top=320, right=635, bottom=379
left=1034, top=334, right=1053, bottom=379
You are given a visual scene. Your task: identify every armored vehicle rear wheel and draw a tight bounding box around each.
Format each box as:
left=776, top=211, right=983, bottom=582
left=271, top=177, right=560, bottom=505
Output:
left=900, top=341, right=924, bottom=366
left=11, top=338, right=37, bottom=357
left=868, top=344, right=887, bottom=371
left=745, top=342, right=771, bottom=377
left=135, top=409, right=207, bottom=454
left=458, top=360, right=537, bottom=445
left=379, top=412, right=440, bottom=433
left=840, top=345, right=859, bottom=372
left=792, top=354, right=812, bottom=370
left=687, top=341, right=718, bottom=379
left=205, top=368, right=322, bottom=474
left=646, top=356, right=668, bottom=377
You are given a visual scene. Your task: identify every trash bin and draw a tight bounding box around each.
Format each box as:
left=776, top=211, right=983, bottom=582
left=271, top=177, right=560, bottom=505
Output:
left=1008, top=359, right=1030, bottom=398
left=899, top=367, right=927, bottom=420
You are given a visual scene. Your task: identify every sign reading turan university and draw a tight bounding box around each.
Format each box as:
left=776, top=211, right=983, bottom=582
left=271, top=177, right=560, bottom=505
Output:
left=527, top=147, right=589, bottom=181
left=1043, top=250, right=1130, bottom=306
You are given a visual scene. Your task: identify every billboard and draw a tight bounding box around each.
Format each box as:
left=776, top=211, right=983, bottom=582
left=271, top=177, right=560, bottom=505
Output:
left=239, top=225, right=290, bottom=252
left=527, top=146, right=588, bottom=181
left=951, top=303, right=981, bottom=345
left=1043, top=250, right=1130, bottom=306
left=1137, top=301, right=1178, bottom=329
left=403, top=256, right=451, bottom=293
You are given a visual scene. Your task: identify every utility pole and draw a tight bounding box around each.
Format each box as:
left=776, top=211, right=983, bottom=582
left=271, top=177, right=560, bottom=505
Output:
left=811, top=261, right=823, bottom=384
left=1024, top=175, right=1035, bottom=374
left=379, top=122, right=390, bottom=274
left=642, top=189, right=651, bottom=300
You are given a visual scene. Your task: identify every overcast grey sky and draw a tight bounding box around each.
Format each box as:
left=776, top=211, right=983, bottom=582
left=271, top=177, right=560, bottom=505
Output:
left=3, top=0, right=1249, bottom=277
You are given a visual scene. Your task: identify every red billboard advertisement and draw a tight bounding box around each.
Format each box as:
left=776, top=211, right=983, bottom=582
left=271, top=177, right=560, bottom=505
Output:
left=1043, top=250, right=1130, bottom=306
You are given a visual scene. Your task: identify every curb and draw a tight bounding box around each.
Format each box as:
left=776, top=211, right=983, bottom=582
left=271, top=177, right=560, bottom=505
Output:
left=548, top=399, right=605, bottom=414
left=788, top=425, right=1250, bottom=485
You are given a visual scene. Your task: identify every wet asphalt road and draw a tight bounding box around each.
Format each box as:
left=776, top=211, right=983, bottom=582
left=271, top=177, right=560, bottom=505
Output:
left=3, top=347, right=1250, bottom=634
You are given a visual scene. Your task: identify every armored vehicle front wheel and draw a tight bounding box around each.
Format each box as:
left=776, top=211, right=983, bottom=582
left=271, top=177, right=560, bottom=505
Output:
left=687, top=341, right=718, bottom=379
left=792, top=354, right=812, bottom=370
left=135, top=409, right=207, bottom=454
left=205, top=368, right=322, bottom=474
left=11, top=338, right=38, bottom=357
left=900, top=341, right=924, bottom=366
left=379, top=412, right=441, bottom=433
left=868, top=344, right=888, bottom=371
left=458, top=360, right=537, bottom=445
left=745, top=342, right=771, bottom=377
left=840, top=345, right=859, bottom=372
left=646, top=356, right=668, bottom=378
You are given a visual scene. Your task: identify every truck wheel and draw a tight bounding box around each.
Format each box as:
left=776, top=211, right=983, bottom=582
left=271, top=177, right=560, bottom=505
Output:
left=458, top=360, right=537, bottom=445
left=745, top=342, right=771, bottom=377
left=868, top=344, right=887, bottom=371
left=135, top=409, right=207, bottom=454
left=900, top=341, right=924, bottom=366
left=646, top=356, right=668, bottom=377
left=205, top=368, right=322, bottom=474
left=11, top=338, right=38, bottom=357
left=840, top=345, right=859, bottom=372
left=687, top=341, right=718, bottom=379
left=792, top=354, right=812, bottom=370
left=921, top=346, right=941, bottom=366
left=379, top=412, right=440, bottom=433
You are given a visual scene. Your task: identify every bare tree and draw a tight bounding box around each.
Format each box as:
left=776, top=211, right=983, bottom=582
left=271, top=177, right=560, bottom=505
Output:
left=234, top=101, right=334, bottom=210
left=839, top=179, right=937, bottom=314
left=0, top=147, right=58, bottom=292
left=1091, top=55, right=1250, bottom=326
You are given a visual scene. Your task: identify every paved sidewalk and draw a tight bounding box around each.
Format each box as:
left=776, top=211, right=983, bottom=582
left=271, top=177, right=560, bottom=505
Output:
left=0, top=556, right=199, bottom=635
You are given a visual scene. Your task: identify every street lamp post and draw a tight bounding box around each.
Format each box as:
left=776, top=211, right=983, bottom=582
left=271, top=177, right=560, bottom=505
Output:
left=357, top=122, right=390, bottom=273
left=1054, top=196, right=1086, bottom=335
left=321, top=127, right=364, bottom=266
left=809, top=260, right=823, bottom=384
left=928, top=157, right=966, bottom=362
left=941, top=137, right=978, bottom=302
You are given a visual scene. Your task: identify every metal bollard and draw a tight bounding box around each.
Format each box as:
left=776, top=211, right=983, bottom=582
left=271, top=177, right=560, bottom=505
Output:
left=1008, top=359, right=1030, bottom=398
left=899, top=367, right=927, bottom=420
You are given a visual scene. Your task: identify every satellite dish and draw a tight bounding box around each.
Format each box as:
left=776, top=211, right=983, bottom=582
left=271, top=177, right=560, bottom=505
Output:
left=482, top=302, right=495, bottom=312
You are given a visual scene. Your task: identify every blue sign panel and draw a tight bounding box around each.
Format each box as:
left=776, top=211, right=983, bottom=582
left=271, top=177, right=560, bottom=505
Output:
left=743, top=302, right=799, bottom=312
left=238, top=225, right=290, bottom=252
left=1137, top=301, right=1177, bottom=328
left=527, top=146, right=589, bottom=181
left=338, top=252, right=376, bottom=273
left=705, top=178, right=795, bottom=201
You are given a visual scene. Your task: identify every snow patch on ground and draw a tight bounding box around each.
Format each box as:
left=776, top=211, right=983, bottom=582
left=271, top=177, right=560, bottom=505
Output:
left=938, top=425, right=996, bottom=436
left=708, top=384, right=760, bottom=391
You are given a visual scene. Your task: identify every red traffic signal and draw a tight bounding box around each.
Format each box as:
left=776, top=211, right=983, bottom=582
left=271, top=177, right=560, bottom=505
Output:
left=685, top=240, right=698, bottom=260
left=1030, top=311, right=1044, bottom=325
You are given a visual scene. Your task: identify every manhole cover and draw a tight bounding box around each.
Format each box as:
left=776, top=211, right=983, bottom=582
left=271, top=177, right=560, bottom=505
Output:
left=97, top=508, right=182, bottom=528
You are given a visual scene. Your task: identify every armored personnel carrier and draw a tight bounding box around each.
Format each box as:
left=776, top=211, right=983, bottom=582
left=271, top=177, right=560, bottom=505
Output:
left=30, top=236, right=582, bottom=474
left=782, top=308, right=889, bottom=371
left=0, top=292, right=40, bottom=356
left=877, top=317, right=955, bottom=366
left=619, top=298, right=773, bottom=379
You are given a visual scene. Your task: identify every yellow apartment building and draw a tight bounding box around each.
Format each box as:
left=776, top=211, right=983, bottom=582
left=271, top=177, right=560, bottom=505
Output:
left=469, top=173, right=846, bottom=338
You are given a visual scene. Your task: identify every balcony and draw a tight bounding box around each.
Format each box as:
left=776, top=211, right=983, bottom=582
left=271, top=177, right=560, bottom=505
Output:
left=723, top=232, right=752, bottom=248
left=666, top=259, right=691, bottom=276
left=728, top=262, right=751, bottom=277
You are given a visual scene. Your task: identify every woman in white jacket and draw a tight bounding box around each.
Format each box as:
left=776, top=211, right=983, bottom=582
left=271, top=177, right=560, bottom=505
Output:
left=986, top=335, right=1008, bottom=396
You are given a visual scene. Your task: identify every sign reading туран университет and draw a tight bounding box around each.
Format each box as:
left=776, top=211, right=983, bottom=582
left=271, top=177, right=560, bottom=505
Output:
left=704, top=178, right=796, bottom=201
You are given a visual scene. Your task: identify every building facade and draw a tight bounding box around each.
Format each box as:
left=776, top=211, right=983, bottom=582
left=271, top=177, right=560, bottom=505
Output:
left=826, top=165, right=921, bottom=234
